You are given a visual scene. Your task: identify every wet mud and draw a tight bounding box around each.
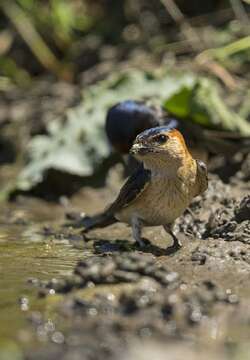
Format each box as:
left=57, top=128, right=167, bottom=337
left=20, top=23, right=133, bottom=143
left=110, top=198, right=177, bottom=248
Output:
left=5, top=153, right=247, bottom=360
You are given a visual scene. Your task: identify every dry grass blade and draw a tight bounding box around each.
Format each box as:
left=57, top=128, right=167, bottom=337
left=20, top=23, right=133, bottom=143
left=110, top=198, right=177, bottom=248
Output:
left=0, top=30, right=13, bottom=56
left=0, top=0, right=73, bottom=81
left=230, top=0, right=250, bottom=32
left=159, top=0, right=204, bottom=51
left=196, top=57, right=238, bottom=90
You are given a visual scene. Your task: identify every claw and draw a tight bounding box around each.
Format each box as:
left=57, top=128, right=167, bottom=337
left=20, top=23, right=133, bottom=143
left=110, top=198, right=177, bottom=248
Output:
left=163, top=224, right=182, bottom=255
left=136, top=237, right=151, bottom=248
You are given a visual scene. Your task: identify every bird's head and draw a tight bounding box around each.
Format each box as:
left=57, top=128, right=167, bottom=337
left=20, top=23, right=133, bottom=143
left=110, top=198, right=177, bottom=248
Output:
left=130, top=126, right=192, bottom=170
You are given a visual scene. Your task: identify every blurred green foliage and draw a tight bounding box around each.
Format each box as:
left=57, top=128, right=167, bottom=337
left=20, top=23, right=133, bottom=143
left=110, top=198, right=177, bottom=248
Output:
left=12, top=68, right=249, bottom=193
left=16, top=0, right=94, bottom=46
left=15, top=69, right=195, bottom=191
left=0, top=0, right=102, bottom=82
left=1, top=0, right=249, bottom=82
left=164, top=78, right=250, bottom=134
left=0, top=0, right=249, bottom=197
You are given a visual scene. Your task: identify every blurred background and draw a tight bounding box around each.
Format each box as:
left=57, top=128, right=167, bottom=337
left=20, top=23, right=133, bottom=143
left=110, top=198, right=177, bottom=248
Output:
left=0, top=0, right=249, bottom=81
left=0, top=0, right=250, bottom=200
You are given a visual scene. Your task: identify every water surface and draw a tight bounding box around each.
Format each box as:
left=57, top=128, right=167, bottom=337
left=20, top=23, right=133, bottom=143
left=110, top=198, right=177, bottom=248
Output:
left=0, top=202, right=83, bottom=344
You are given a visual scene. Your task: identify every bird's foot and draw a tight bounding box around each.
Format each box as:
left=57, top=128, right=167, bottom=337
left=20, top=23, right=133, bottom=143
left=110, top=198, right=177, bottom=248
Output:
left=135, top=237, right=151, bottom=248
left=80, top=221, right=95, bottom=240
left=165, top=243, right=182, bottom=255
left=165, top=233, right=182, bottom=255
left=80, top=227, right=88, bottom=236
left=80, top=231, right=92, bottom=242
left=80, top=216, right=101, bottom=236
left=163, top=225, right=182, bottom=255
left=172, top=235, right=182, bottom=249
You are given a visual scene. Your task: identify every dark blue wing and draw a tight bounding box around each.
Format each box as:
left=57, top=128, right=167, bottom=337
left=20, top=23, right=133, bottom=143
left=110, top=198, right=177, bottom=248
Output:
left=108, top=165, right=151, bottom=214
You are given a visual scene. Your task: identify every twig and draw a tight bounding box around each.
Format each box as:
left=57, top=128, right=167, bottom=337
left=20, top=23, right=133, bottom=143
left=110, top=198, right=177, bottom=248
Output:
left=159, top=0, right=205, bottom=51
left=198, top=35, right=250, bottom=60
left=195, top=36, right=250, bottom=90
left=217, top=35, right=250, bottom=58
left=230, top=0, right=250, bottom=32
left=0, top=30, right=13, bottom=56
left=189, top=8, right=239, bottom=26
left=196, top=57, right=238, bottom=90
left=155, top=39, right=200, bottom=54
left=0, top=1, right=73, bottom=81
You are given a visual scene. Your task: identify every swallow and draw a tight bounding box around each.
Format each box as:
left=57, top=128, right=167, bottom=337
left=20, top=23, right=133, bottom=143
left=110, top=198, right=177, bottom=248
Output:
left=105, top=100, right=164, bottom=154
left=82, top=126, right=208, bottom=252
left=105, top=100, right=249, bottom=161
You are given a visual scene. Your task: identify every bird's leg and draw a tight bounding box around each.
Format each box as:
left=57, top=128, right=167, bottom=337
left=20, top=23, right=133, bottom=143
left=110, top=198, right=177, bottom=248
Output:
left=163, top=224, right=182, bottom=252
left=131, top=216, right=147, bottom=247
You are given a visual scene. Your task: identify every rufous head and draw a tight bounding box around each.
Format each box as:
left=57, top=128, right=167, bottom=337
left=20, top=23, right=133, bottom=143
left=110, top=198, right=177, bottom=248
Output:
left=130, top=126, right=191, bottom=167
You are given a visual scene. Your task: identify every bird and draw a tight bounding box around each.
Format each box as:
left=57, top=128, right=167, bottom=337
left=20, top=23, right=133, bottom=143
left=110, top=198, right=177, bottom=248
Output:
left=105, top=100, right=166, bottom=154
left=105, top=100, right=248, bottom=163
left=82, top=126, right=208, bottom=252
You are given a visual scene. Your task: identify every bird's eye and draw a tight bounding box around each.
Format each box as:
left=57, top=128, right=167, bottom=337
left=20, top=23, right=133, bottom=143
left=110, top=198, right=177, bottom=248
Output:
left=154, top=134, right=168, bottom=144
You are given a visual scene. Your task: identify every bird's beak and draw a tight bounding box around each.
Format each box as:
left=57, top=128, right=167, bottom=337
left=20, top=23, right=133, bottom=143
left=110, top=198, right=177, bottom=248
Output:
left=130, top=142, right=151, bottom=155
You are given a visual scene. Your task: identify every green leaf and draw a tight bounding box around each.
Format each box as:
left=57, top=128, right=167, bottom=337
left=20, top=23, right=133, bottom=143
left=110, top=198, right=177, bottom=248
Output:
left=164, top=87, right=192, bottom=118
left=164, top=77, right=250, bottom=135
left=192, top=78, right=250, bottom=134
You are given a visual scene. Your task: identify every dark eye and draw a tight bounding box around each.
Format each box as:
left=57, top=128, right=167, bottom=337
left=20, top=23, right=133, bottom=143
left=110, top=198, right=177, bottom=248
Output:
left=154, top=134, right=168, bottom=144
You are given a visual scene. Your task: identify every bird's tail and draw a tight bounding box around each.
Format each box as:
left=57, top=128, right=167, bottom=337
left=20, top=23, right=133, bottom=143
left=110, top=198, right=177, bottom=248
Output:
left=81, top=212, right=117, bottom=233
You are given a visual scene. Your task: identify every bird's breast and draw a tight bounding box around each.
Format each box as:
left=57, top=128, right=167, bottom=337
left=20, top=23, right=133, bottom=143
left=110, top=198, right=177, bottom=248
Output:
left=116, top=175, right=194, bottom=226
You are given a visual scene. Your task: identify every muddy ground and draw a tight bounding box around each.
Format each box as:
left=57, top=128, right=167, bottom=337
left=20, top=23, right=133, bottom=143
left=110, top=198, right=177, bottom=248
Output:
left=0, top=73, right=250, bottom=360
left=1, top=150, right=246, bottom=360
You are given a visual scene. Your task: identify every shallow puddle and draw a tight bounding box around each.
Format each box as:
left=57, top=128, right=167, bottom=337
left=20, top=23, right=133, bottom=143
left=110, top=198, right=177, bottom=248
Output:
left=0, top=204, right=83, bottom=345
